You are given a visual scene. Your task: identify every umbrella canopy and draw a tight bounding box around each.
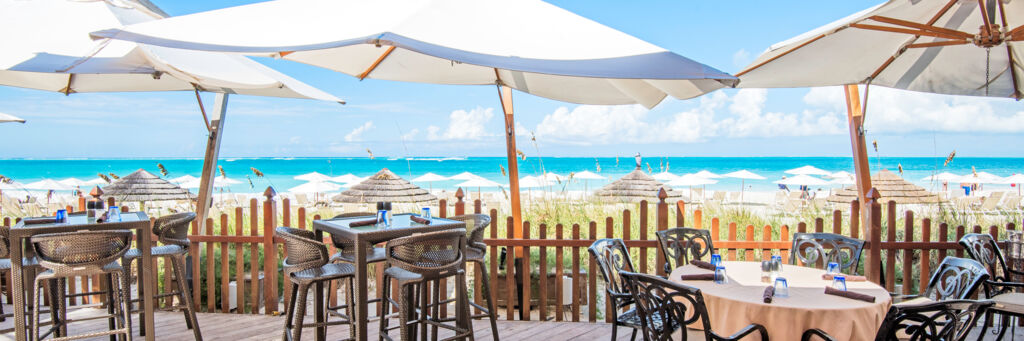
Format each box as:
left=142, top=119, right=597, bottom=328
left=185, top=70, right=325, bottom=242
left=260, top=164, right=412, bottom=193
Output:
left=294, top=171, right=332, bottom=182
left=595, top=168, right=682, bottom=202
left=830, top=175, right=857, bottom=185
left=1002, top=174, right=1024, bottom=184
left=774, top=175, right=830, bottom=186
left=694, top=170, right=724, bottom=179
left=288, top=181, right=342, bottom=193
left=921, top=172, right=961, bottom=182
left=102, top=168, right=193, bottom=202
left=168, top=174, right=200, bottom=184
left=723, top=170, right=766, bottom=180
left=448, top=172, right=485, bottom=181
left=518, top=176, right=550, bottom=188
left=411, top=173, right=449, bottom=182
left=573, top=171, right=606, bottom=180
left=828, top=171, right=855, bottom=179
left=785, top=166, right=832, bottom=177
left=828, top=169, right=940, bottom=204
left=957, top=173, right=1003, bottom=184
left=0, top=112, right=25, bottom=123
left=0, top=181, right=26, bottom=191
left=179, top=175, right=240, bottom=188
left=651, top=172, right=680, bottom=181
left=24, top=179, right=75, bottom=191
left=57, top=177, right=89, bottom=187
left=455, top=178, right=503, bottom=188
left=737, top=0, right=1024, bottom=99
left=94, top=0, right=737, bottom=108
left=0, top=0, right=341, bottom=101
left=331, top=174, right=363, bottom=183
left=975, top=171, right=1004, bottom=182
left=667, top=174, right=718, bottom=187
left=331, top=168, right=436, bottom=203
left=538, top=173, right=567, bottom=183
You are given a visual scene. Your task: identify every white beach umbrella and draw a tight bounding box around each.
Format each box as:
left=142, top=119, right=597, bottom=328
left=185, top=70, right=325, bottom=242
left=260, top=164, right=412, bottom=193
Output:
left=667, top=174, right=718, bottom=187
left=830, top=175, right=857, bottom=186
left=958, top=173, right=1003, bottom=184
left=518, top=176, right=550, bottom=188
left=1002, top=174, right=1024, bottom=195
left=213, top=175, right=242, bottom=185
left=168, top=175, right=201, bottom=184
left=0, top=112, right=25, bottom=123
left=456, top=178, right=503, bottom=200
left=57, top=177, right=89, bottom=187
left=573, top=171, right=606, bottom=181
left=723, top=170, right=765, bottom=206
left=24, top=179, right=76, bottom=191
left=828, top=171, right=855, bottom=179
left=449, top=172, right=485, bottom=181
left=785, top=166, right=832, bottom=177
left=694, top=170, right=724, bottom=179
left=921, top=172, right=961, bottom=182
left=83, top=178, right=109, bottom=186
left=651, top=172, right=680, bottom=181
left=538, top=173, right=566, bottom=184
left=412, top=173, right=449, bottom=183
left=331, top=174, right=363, bottom=184
left=288, top=181, right=342, bottom=193
left=774, top=175, right=830, bottom=186
left=0, top=181, right=26, bottom=190
left=294, top=171, right=333, bottom=182
left=975, top=171, right=1004, bottom=183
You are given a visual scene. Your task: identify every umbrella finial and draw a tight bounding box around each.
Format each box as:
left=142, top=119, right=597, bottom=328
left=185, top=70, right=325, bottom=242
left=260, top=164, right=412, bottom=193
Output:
left=263, top=186, right=277, bottom=200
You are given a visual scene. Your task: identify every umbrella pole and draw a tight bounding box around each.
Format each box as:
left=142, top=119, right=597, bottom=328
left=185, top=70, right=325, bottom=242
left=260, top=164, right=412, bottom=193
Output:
left=196, top=93, right=229, bottom=233
left=497, top=84, right=524, bottom=245
left=845, top=85, right=873, bottom=227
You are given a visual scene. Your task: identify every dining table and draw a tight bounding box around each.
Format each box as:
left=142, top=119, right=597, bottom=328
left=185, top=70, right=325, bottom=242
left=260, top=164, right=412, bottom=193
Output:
left=312, top=213, right=468, bottom=341
left=670, top=261, right=892, bottom=341
left=9, top=211, right=157, bottom=341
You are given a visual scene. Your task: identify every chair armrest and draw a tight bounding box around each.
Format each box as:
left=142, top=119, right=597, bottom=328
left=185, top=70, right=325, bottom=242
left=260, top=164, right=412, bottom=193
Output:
left=800, top=328, right=836, bottom=341
left=1007, top=268, right=1024, bottom=277
left=985, top=279, right=1024, bottom=295
left=714, top=323, right=769, bottom=341
left=889, top=294, right=922, bottom=304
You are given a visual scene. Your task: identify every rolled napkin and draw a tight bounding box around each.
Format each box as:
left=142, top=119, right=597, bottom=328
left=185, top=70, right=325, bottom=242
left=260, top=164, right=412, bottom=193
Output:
left=763, top=286, right=775, bottom=303
left=824, top=286, right=876, bottom=303
left=679, top=273, right=716, bottom=281
left=822, top=274, right=868, bottom=282
left=691, top=260, right=716, bottom=271
left=22, top=217, right=56, bottom=225
left=348, top=219, right=379, bottom=227
left=410, top=216, right=431, bottom=225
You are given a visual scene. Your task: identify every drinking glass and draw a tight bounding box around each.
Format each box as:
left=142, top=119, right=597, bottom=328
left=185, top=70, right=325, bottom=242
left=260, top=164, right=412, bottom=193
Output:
left=421, top=207, right=432, bottom=219
left=55, top=209, right=67, bottom=223
left=832, top=275, right=847, bottom=291
left=826, top=262, right=840, bottom=274
left=108, top=206, right=121, bottom=222
left=710, top=254, right=722, bottom=267
left=376, top=210, right=388, bottom=227
left=773, top=277, right=789, bottom=298
left=714, top=266, right=728, bottom=284
left=761, top=261, right=772, bottom=282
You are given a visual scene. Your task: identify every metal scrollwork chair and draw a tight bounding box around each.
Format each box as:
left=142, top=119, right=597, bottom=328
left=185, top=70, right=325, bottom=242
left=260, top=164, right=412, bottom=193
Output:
left=802, top=299, right=993, bottom=341
left=959, top=233, right=1024, bottom=340
left=448, top=214, right=498, bottom=341
left=589, top=238, right=640, bottom=341
left=656, top=227, right=714, bottom=276
left=893, top=257, right=988, bottom=305
left=276, top=226, right=355, bottom=341
left=790, top=232, right=865, bottom=274
left=621, top=271, right=767, bottom=341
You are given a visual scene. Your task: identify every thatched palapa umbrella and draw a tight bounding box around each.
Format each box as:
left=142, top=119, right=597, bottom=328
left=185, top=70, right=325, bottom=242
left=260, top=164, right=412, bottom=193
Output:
left=103, top=169, right=194, bottom=203
left=595, top=166, right=682, bottom=202
left=332, top=168, right=436, bottom=203
left=827, top=170, right=940, bottom=205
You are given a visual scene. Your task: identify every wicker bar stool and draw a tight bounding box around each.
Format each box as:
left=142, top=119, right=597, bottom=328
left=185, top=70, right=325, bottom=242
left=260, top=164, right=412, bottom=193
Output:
left=122, top=212, right=202, bottom=340
left=379, top=230, right=473, bottom=341
left=329, top=212, right=386, bottom=264
left=30, top=230, right=133, bottom=341
left=447, top=214, right=497, bottom=341
left=276, top=226, right=356, bottom=341
left=0, top=224, right=58, bottom=339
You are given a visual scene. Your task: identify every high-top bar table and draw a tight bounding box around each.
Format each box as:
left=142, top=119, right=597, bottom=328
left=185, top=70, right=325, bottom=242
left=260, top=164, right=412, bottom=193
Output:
left=313, top=213, right=466, bottom=341
left=10, top=212, right=156, bottom=341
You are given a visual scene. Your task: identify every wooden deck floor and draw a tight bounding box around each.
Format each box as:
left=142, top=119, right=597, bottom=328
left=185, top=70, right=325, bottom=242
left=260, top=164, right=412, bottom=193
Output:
left=0, top=305, right=1021, bottom=340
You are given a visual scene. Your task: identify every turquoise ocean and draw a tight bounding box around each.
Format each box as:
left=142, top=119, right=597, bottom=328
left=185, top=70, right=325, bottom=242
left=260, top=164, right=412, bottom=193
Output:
left=1, top=157, right=1023, bottom=194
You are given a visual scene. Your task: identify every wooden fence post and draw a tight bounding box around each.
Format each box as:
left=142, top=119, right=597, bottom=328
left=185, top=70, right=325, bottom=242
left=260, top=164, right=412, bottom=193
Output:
left=866, top=189, right=882, bottom=284
left=655, top=189, right=668, bottom=277
left=262, top=190, right=278, bottom=315
left=455, top=188, right=465, bottom=216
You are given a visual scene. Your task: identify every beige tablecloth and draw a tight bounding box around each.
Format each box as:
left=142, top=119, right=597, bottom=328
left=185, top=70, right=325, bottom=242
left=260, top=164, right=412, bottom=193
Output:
left=670, top=261, right=891, bottom=341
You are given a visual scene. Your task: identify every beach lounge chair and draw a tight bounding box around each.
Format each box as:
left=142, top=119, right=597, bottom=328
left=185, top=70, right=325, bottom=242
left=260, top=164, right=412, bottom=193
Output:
left=727, top=192, right=741, bottom=204
left=691, top=188, right=704, bottom=202
left=294, top=193, right=311, bottom=207
left=1002, top=194, right=1022, bottom=212
left=978, top=192, right=1004, bottom=213
left=712, top=191, right=726, bottom=202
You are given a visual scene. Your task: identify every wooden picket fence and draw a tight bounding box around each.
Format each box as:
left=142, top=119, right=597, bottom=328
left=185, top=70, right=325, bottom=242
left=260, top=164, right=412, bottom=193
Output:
left=1, top=189, right=1019, bottom=324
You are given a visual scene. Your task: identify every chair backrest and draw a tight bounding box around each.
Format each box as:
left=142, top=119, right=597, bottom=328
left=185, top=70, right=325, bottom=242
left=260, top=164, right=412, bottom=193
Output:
left=385, top=230, right=465, bottom=280
left=959, top=233, right=1010, bottom=281
left=31, top=230, right=133, bottom=275
left=447, top=214, right=491, bottom=250
left=656, top=227, right=713, bottom=275
left=980, top=192, right=1003, bottom=210
left=875, top=300, right=993, bottom=341
left=588, top=238, right=636, bottom=297
left=790, top=232, right=865, bottom=273
left=153, top=212, right=196, bottom=248
left=620, top=271, right=712, bottom=341
left=922, top=257, right=989, bottom=301
left=0, top=225, right=10, bottom=259
left=275, top=226, right=329, bottom=273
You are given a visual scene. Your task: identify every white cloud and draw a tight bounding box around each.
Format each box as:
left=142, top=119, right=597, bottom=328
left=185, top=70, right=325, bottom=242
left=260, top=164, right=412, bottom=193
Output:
left=344, top=121, right=374, bottom=142
left=732, top=48, right=752, bottom=68
left=400, top=128, right=419, bottom=141
left=427, top=107, right=494, bottom=141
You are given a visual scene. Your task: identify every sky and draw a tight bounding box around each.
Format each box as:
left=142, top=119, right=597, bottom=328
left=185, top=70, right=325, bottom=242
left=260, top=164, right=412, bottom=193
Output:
left=1, top=0, right=1023, bottom=159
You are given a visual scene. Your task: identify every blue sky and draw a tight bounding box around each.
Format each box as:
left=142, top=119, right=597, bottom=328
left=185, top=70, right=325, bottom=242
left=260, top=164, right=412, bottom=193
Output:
left=2, top=0, right=1023, bottom=159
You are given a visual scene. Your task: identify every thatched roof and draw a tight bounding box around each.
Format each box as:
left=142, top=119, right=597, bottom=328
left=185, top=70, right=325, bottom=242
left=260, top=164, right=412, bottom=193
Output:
left=594, top=168, right=682, bottom=202
left=331, top=168, right=436, bottom=203
left=827, top=169, right=941, bottom=204
left=102, top=169, right=194, bottom=202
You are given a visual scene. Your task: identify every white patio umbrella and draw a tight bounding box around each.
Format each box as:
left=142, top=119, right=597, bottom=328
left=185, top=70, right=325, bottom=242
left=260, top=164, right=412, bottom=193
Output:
left=411, top=172, right=448, bottom=192
left=94, top=0, right=738, bottom=252
left=168, top=174, right=201, bottom=184
left=828, top=171, right=855, bottom=179
left=518, top=176, right=550, bottom=188
left=667, top=174, right=717, bottom=202
left=449, top=172, right=485, bottom=182
left=24, top=179, right=76, bottom=191
left=1002, top=174, right=1024, bottom=195
left=694, top=170, right=725, bottom=179
left=572, top=170, right=606, bottom=194
left=785, top=166, right=832, bottom=177
left=331, top=174, right=363, bottom=184
left=651, top=172, right=680, bottom=181
left=921, top=172, right=961, bottom=182
left=723, top=170, right=766, bottom=206
left=294, top=171, right=332, bottom=182
left=0, top=112, right=25, bottom=123
left=288, top=181, right=342, bottom=193
left=538, top=173, right=567, bottom=184
left=775, top=175, right=830, bottom=187
left=456, top=178, right=503, bottom=201
left=83, top=178, right=109, bottom=186
left=180, top=175, right=240, bottom=189
left=975, top=171, right=1005, bottom=183
left=57, top=177, right=89, bottom=187
left=830, top=175, right=857, bottom=186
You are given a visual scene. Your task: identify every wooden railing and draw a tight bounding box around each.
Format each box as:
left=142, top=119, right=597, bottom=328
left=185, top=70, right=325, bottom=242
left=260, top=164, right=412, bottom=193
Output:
left=1, top=188, right=1019, bottom=324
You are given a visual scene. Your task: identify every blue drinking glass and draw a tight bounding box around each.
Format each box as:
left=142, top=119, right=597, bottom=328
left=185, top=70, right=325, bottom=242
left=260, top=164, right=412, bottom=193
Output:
left=714, top=266, right=728, bottom=284
left=55, top=209, right=67, bottom=223
left=421, top=207, right=432, bottom=219
left=826, top=262, right=840, bottom=274
left=774, top=277, right=789, bottom=298
left=832, top=275, right=848, bottom=291
left=711, top=254, right=722, bottom=267
left=108, top=206, right=121, bottom=222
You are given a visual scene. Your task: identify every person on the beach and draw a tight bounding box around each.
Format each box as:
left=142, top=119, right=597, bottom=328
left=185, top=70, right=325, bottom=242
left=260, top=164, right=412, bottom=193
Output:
left=778, top=176, right=789, bottom=192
